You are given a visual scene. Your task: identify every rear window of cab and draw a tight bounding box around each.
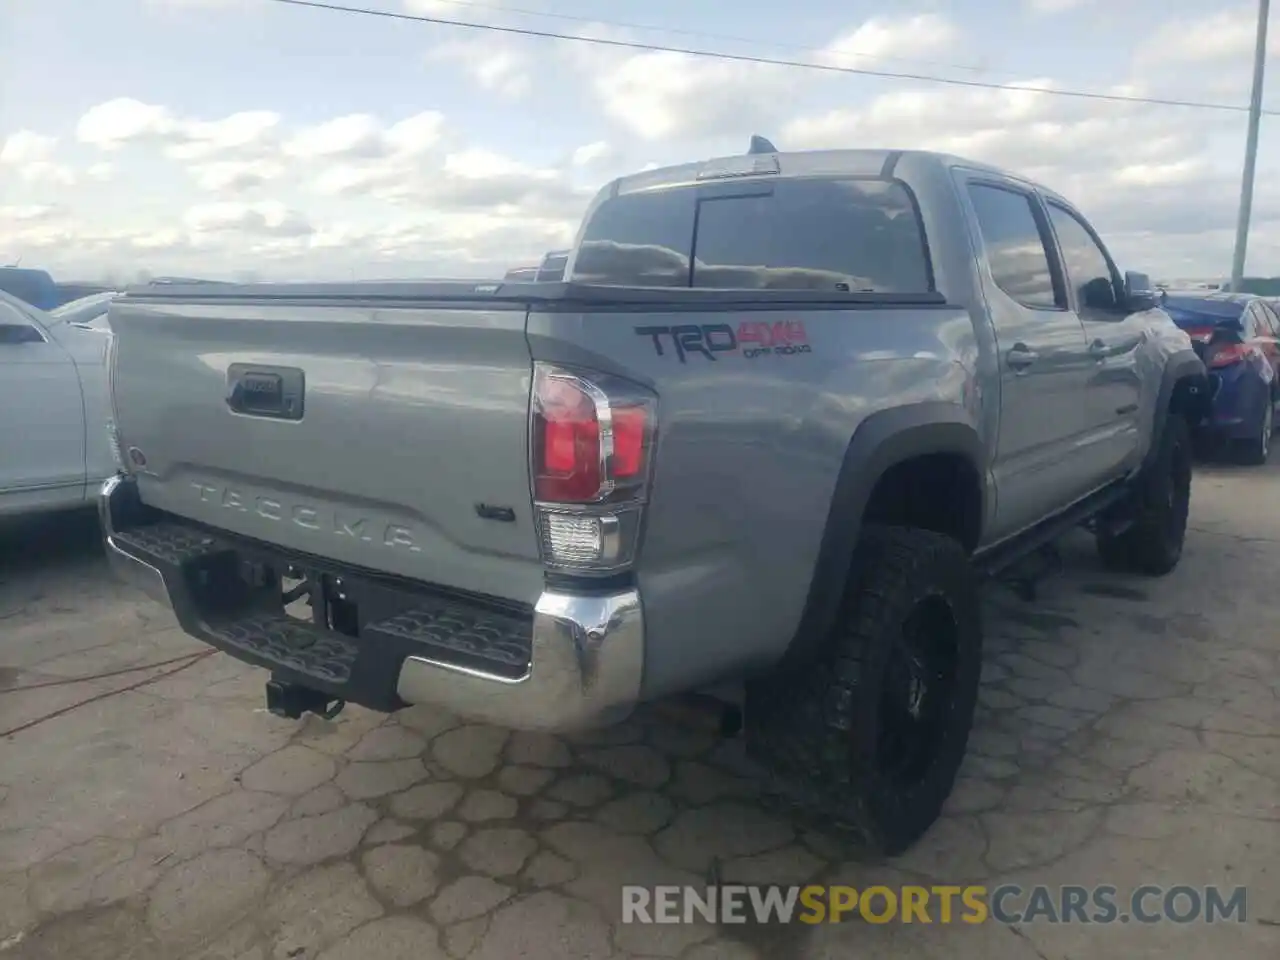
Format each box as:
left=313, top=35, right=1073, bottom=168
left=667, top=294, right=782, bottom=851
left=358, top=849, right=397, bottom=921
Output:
left=571, top=178, right=932, bottom=293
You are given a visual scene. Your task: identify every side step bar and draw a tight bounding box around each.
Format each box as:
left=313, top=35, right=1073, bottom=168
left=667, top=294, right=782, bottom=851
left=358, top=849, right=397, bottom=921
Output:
left=972, top=482, right=1129, bottom=583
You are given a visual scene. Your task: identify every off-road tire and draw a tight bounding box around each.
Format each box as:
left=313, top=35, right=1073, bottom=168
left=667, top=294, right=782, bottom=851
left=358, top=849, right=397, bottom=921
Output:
left=1096, top=412, right=1192, bottom=575
left=745, top=525, right=982, bottom=856
left=1238, top=396, right=1273, bottom=466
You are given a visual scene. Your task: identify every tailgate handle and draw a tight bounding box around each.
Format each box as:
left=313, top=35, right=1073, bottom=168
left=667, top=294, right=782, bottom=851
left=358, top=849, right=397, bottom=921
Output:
left=226, top=364, right=305, bottom=421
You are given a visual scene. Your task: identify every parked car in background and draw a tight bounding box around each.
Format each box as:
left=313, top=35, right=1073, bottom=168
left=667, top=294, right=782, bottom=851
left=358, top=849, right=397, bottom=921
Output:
left=502, top=250, right=570, bottom=282
left=1160, top=291, right=1278, bottom=463
left=48, top=291, right=119, bottom=331
left=535, top=249, right=569, bottom=281
left=0, top=268, right=114, bottom=310
left=0, top=266, right=58, bottom=310
left=0, top=291, right=116, bottom=517
left=53, top=282, right=114, bottom=305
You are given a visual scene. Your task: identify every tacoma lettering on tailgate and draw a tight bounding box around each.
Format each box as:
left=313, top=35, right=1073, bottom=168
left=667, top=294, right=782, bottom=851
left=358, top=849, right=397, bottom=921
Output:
left=190, top=482, right=421, bottom=552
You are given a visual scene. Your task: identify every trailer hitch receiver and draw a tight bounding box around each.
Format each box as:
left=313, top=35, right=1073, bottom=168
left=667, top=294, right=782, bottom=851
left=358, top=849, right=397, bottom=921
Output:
left=265, top=678, right=346, bottom=721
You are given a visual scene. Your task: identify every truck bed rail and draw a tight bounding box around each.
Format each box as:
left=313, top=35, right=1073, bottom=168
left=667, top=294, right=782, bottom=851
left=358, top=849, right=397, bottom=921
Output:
left=120, top=279, right=950, bottom=308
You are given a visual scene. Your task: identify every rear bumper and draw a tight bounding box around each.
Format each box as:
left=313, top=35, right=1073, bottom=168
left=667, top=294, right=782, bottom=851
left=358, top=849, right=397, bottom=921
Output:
left=395, top=590, right=643, bottom=730
left=1198, top=368, right=1270, bottom=440
left=99, top=474, right=644, bottom=731
left=102, top=484, right=172, bottom=607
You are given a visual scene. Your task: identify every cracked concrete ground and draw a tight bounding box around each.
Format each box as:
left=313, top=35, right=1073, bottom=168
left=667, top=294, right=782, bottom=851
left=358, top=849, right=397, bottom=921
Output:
left=2, top=461, right=1279, bottom=960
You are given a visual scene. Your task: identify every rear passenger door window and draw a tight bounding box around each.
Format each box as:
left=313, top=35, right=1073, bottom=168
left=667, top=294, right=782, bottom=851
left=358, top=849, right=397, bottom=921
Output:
left=1045, top=202, right=1122, bottom=315
left=965, top=183, right=1061, bottom=309
left=690, top=179, right=932, bottom=293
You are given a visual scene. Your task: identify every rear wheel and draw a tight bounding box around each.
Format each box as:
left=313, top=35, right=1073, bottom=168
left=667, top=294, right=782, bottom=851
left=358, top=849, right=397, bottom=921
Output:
left=1097, top=412, right=1192, bottom=575
left=1238, top=395, right=1273, bottom=465
left=745, top=526, right=982, bottom=856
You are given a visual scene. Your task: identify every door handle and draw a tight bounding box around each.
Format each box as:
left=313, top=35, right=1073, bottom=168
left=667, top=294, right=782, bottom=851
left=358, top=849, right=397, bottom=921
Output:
left=1006, top=344, right=1039, bottom=370
left=1088, top=338, right=1108, bottom=359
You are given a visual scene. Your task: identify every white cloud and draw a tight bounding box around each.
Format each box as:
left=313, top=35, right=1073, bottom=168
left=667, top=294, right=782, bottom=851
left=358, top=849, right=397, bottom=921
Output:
left=591, top=13, right=971, bottom=143
left=783, top=78, right=1070, bottom=156
left=817, top=14, right=960, bottom=66
left=0, top=204, right=63, bottom=224
left=1113, top=159, right=1211, bottom=186
left=404, top=0, right=503, bottom=21
left=76, top=98, right=279, bottom=165
left=77, top=98, right=177, bottom=149
left=146, top=0, right=261, bottom=6
left=167, top=110, right=280, bottom=160
left=283, top=109, right=584, bottom=225
left=384, top=112, right=446, bottom=154
left=183, top=200, right=313, bottom=237
left=313, top=141, right=585, bottom=220
left=442, top=148, right=551, bottom=181
left=0, top=131, right=76, bottom=185
left=283, top=114, right=385, bottom=160
left=14, top=162, right=77, bottom=186
left=782, top=76, right=1182, bottom=172
left=284, top=111, right=444, bottom=161
left=428, top=36, right=532, bottom=99
left=1142, top=6, right=1274, bottom=65
left=311, top=163, right=403, bottom=197
left=189, top=159, right=286, bottom=192
left=470, top=50, right=531, bottom=98
left=571, top=141, right=612, bottom=167
left=129, top=228, right=191, bottom=251
left=1027, top=0, right=1092, bottom=12
left=1, top=131, right=56, bottom=165
left=595, top=50, right=789, bottom=141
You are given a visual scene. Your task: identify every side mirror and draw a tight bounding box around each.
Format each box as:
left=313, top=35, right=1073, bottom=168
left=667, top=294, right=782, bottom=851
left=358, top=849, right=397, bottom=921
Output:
left=0, top=323, right=45, bottom=345
left=1124, top=270, right=1159, bottom=312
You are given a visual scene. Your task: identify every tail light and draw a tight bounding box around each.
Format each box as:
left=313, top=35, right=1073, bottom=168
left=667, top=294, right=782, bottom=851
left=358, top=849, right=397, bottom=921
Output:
left=1207, top=342, right=1258, bottom=369
left=531, top=363, right=656, bottom=574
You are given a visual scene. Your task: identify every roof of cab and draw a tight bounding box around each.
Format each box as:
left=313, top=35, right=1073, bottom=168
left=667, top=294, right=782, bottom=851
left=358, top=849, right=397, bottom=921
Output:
left=611, top=146, right=1031, bottom=198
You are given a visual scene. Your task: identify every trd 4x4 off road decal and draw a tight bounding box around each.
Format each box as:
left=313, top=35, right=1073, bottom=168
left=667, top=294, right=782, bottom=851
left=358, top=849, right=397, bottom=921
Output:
left=634, top=321, right=812, bottom=363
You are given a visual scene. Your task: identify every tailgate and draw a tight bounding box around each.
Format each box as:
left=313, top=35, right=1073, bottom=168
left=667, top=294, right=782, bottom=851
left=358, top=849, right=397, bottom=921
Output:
left=108, top=291, right=542, bottom=605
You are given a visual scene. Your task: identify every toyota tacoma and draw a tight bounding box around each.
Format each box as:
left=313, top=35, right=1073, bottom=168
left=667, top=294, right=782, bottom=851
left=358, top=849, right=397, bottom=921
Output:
left=100, top=144, right=1207, bottom=853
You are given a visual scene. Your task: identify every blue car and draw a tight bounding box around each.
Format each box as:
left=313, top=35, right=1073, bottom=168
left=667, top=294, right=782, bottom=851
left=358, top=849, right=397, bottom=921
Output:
left=1161, top=291, right=1280, bottom=463
left=0, top=267, right=57, bottom=310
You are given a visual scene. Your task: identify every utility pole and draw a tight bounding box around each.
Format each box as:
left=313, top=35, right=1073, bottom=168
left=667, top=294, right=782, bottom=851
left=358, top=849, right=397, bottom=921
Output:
left=1230, top=0, right=1271, bottom=292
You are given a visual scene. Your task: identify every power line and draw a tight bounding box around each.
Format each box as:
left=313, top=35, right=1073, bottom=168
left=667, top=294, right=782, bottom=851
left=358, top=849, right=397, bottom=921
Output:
left=416, top=0, right=1012, bottom=78
left=265, top=0, right=1278, bottom=115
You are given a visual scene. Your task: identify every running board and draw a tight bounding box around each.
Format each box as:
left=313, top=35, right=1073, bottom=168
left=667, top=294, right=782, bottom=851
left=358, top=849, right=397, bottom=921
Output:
left=972, top=483, right=1129, bottom=584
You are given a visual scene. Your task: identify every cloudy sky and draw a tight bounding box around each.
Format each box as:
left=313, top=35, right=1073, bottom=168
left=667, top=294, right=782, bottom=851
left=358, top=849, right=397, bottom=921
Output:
left=1, top=0, right=1278, bottom=282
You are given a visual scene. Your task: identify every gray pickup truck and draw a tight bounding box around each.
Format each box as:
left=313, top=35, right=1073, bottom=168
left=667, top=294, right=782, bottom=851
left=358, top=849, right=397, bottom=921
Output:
left=100, top=144, right=1207, bottom=853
